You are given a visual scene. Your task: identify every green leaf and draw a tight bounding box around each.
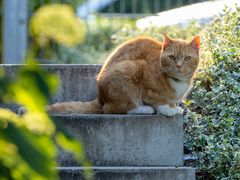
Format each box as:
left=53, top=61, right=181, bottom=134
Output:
left=2, top=123, right=57, bottom=179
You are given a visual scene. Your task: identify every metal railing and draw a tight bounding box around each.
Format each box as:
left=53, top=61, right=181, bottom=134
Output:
left=29, top=0, right=208, bottom=18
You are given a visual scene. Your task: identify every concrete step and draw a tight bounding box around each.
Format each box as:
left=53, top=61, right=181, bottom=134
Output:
left=1, top=65, right=194, bottom=179
left=1, top=64, right=101, bottom=102
left=53, top=114, right=184, bottom=167
left=0, top=64, right=100, bottom=112
left=57, top=166, right=195, bottom=180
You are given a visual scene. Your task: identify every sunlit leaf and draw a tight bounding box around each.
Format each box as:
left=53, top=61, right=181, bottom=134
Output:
left=2, top=123, right=57, bottom=179
left=0, top=162, right=12, bottom=180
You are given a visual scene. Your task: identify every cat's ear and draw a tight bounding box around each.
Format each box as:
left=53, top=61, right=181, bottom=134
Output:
left=163, top=33, right=172, bottom=50
left=190, top=36, right=200, bottom=53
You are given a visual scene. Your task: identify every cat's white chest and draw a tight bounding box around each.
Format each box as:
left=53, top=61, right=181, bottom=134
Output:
left=170, top=79, right=190, bottom=99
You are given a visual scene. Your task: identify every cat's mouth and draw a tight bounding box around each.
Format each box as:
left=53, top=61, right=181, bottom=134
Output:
left=177, top=69, right=184, bottom=73
left=160, top=67, right=188, bottom=76
left=173, top=69, right=190, bottom=77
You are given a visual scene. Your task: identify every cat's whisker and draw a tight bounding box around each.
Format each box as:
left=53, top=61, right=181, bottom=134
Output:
left=159, top=67, right=169, bottom=73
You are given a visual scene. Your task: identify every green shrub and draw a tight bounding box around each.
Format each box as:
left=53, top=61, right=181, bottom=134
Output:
left=184, top=6, right=240, bottom=179
left=28, top=3, right=87, bottom=62
left=30, top=4, right=86, bottom=47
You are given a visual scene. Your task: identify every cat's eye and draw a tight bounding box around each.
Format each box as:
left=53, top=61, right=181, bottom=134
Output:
left=184, top=56, right=192, bottom=61
left=169, top=55, right=176, bottom=61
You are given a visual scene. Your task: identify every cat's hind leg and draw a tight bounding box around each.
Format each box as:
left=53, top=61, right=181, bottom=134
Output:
left=99, top=60, right=153, bottom=114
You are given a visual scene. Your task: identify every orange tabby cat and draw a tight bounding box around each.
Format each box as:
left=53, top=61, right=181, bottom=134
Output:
left=47, top=34, right=200, bottom=116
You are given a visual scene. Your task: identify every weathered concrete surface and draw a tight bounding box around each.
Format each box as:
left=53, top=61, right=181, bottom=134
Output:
left=53, top=114, right=184, bottom=166
left=58, top=166, right=195, bottom=180
left=0, top=64, right=101, bottom=103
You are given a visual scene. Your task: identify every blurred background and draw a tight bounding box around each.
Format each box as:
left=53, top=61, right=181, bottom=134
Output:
left=0, top=0, right=238, bottom=64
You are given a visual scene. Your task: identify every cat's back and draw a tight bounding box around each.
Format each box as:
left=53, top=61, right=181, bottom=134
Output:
left=104, top=36, right=162, bottom=67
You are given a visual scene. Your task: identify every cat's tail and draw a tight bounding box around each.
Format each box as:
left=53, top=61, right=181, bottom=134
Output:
left=47, top=99, right=102, bottom=114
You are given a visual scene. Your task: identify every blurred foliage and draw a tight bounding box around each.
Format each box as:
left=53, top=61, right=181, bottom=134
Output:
left=183, top=6, right=240, bottom=179
left=52, top=17, right=135, bottom=64
left=50, top=20, right=202, bottom=64
left=0, top=63, right=92, bottom=179
left=29, top=4, right=86, bottom=61
left=111, top=20, right=203, bottom=45
left=0, top=0, right=2, bottom=63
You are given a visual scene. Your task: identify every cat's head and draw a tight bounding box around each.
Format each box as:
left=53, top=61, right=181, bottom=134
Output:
left=160, top=33, right=200, bottom=80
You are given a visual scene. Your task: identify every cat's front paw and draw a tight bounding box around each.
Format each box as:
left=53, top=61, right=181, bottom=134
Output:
left=156, top=105, right=183, bottom=116
left=127, top=106, right=155, bottom=115
left=175, top=106, right=184, bottom=114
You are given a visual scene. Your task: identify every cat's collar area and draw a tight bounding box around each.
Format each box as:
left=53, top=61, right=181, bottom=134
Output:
left=168, top=75, right=189, bottom=83
left=169, top=76, right=181, bottom=82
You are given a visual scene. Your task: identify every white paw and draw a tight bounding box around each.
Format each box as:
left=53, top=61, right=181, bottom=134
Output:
left=156, top=105, right=183, bottom=116
left=175, top=106, right=184, bottom=114
left=127, top=106, right=155, bottom=115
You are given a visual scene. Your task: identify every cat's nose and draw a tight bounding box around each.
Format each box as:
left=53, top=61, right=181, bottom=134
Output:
left=176, top=64, right=183, bottom=69
left=176, top=62, right=183, bottom=69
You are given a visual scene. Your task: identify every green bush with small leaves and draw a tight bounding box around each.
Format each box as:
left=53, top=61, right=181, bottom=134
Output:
left=184, top=6, right=240, bottom=179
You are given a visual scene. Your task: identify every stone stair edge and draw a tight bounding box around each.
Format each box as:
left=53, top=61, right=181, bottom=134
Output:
left=57, top=166, right=196, bottom=180
left=51, top=114, right=182, bottom=118
left=52, top=114, right=183, bottom=124
left=56, top=166, right=195, bottom=170
left=0, top=64, right=102, bottom=67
